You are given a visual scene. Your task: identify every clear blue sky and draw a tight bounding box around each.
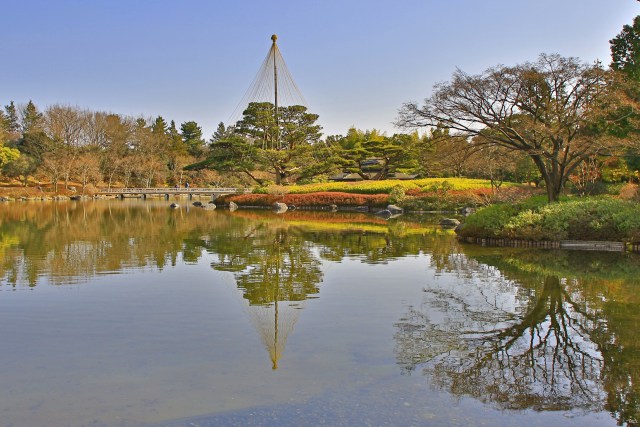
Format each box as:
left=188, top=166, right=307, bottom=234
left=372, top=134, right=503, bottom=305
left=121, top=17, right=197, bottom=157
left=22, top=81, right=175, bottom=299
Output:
left=1, top=0, right=638, bottom=138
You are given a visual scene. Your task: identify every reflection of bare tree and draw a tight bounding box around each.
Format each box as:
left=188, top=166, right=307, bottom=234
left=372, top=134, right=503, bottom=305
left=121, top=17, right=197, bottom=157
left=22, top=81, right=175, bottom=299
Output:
left=462, top=249, right=640, bottom=426
left=600, top=292, right=640, bottom=427
left=395, top=264, right=607, bottom=412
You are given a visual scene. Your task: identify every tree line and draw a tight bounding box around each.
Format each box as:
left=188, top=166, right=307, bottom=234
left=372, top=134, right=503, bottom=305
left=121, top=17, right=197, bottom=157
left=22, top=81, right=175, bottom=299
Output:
left=0, top=98, right=544, bottom=193
left=0, top=101, right=218, bottom=193
left=2, top=16, right=640, bottom=201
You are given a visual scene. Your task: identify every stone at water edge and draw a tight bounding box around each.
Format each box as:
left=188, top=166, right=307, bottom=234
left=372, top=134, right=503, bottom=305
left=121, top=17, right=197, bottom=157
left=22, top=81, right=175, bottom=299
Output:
left=375, top=209, right=392, bottom=219
left=228, top=201, right=238, bottom=212
left=439, top=218, right=461, bottom=227
left=387, top=204, right=404, bottom=214
left=273, top=202, right=288, bottom=213
left=169, top=203, right=180, bottom=209
left=460, top=207, right=476, bottom=216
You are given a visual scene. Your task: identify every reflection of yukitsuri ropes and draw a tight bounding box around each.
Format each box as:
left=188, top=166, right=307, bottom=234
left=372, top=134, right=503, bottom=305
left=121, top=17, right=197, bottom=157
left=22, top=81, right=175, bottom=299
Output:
left=272, top=34, right=279, bottom=149
left=229, top=227, right=323, bottom=370
left=243, top=242, right=302, bottom=370
left=245, top=288, right=302, bottom=370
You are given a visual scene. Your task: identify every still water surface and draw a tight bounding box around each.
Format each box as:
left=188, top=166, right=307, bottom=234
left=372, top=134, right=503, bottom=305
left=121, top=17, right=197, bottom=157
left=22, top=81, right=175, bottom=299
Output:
left=0, top=200, right=638, bottom=426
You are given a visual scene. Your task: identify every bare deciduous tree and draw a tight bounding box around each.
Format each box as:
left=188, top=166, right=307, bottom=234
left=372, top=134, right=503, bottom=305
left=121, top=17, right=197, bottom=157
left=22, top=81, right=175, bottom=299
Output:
left=397, top=54, right=635, bottom=202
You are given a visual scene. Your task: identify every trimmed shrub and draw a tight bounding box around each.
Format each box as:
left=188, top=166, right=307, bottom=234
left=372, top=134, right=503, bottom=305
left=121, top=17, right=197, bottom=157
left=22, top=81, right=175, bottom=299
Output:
left=388, top=185, right=406, bottom=205
left=458, top=196, right=640, bottom=242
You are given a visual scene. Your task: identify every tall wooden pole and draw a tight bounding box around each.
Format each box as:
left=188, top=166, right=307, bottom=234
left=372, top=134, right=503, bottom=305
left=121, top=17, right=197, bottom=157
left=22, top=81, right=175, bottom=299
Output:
left=271, top=34, right=280, bottom=150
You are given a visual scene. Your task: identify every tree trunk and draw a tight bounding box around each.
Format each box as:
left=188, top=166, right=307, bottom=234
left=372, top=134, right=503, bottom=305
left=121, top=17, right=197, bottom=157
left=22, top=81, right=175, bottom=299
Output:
left=243, top=169, right=266, bottom=186
left=532, top=155, right=562, bottom=203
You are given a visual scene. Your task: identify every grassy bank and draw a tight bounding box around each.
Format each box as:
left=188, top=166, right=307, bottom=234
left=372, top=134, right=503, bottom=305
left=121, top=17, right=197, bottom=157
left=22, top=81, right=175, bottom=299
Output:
left=270, top=177, right=509, bottom=195
left=456, top=196, right=640, bottom=243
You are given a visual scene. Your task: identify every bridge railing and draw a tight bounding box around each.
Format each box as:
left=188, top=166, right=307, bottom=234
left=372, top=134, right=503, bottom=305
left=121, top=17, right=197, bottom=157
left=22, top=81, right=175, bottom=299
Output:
left=98, top=187, right=253, bottom=194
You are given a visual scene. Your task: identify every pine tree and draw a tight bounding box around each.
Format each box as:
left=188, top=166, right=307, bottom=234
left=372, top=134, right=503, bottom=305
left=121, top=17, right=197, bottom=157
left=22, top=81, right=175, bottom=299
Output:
left=4, top=101, right=20, bottom=133
left=611, top=15, right=640, bottom=80
left=180, top=121, right=205, bottom=157
left=168, top=120, right=184, bottom=152
left=21, top=100, right=43, bottom=134
left=210, top=122, right=232, bottom=143
left=151, top=116, right=168, bottom=135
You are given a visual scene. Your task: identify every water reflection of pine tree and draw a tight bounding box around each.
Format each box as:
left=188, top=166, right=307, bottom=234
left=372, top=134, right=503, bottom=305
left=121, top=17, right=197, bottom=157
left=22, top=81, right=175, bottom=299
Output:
left=228, top=228, right=323, bottom=369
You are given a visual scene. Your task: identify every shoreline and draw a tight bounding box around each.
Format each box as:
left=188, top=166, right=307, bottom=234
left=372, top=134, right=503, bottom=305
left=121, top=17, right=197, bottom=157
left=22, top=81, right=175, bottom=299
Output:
left=458, top=235, right=640, bottom=253
left=3, top=192, right=639, bottom=254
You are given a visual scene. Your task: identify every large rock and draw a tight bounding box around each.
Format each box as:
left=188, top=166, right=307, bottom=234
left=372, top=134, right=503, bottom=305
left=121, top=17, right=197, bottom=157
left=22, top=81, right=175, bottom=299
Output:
left=192, top=201, right=203, bottom=207
left=169, top=203, right=180, bottom=209
left=228, top=201, right=238, bottom=212
left=460, top=207, right=476, bottom=216
left=202, top=203, right=216, bottom=210
left=439, top=218, right=461, bottom=227
left=387, top=204, right=404, bottom=214
left=273, top=202, right=288, bottom=213
left=375, top=209, right=392, bottom=218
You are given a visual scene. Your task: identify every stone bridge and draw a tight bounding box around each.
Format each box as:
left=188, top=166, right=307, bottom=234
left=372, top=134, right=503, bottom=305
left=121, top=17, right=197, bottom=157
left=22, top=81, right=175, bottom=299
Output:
left=97, top=187, right=252, bottom=201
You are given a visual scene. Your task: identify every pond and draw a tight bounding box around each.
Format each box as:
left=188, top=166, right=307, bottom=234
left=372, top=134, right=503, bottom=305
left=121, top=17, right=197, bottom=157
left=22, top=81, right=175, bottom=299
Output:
left=0, top=200, right=638, bottom=427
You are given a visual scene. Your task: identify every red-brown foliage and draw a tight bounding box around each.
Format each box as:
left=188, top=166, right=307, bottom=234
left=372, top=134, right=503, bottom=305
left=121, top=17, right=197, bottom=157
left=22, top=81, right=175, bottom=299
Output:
left=220, top=192, right=389, bottom=207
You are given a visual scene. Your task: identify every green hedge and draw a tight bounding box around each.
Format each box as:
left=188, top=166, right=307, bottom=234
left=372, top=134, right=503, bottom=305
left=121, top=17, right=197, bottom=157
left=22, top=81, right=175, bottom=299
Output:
left=458, top=196, right=640, bottom=242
